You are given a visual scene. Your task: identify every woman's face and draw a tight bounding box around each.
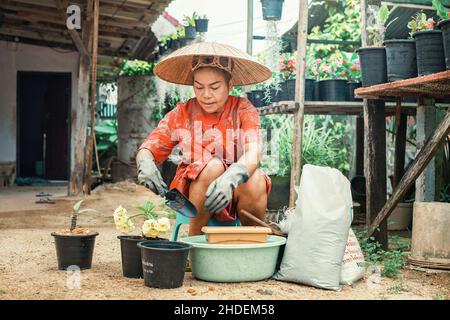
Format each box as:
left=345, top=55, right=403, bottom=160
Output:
left=193, top=67, right=232, bottom=114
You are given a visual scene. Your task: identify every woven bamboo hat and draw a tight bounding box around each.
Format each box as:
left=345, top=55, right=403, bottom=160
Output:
left=154, top=42, right=271, bottom=86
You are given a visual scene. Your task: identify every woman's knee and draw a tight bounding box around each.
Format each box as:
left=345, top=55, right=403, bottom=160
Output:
left=197, top=158, right=225, bottom=184
left=234, top=169, right=267, bottom=200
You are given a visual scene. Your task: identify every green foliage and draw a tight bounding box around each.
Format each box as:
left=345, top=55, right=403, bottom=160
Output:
left=230, top=86, right=244, bottom=97
left=118, top=59, right=154, bottom=76
left=407, top=12, right=436, bottom=37
left=260, top=115, right=352, bottom=176
left=183, top=12, right=199, bottom=26
left=440, top=184, right=450, bottom=202
left=133, top=200, right=176, bottom=220
left=432, top=0, right=449, bottom=20
left=366, top=4, right=397, bottom=46
left=382, top=250, right=407, bottom=278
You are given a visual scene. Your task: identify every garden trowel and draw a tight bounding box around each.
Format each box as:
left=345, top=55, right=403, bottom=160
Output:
left=162, top=187, right=198, bottom=218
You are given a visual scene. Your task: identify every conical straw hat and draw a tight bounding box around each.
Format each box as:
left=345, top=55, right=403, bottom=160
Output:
left=154, top=42, right=272, bottom=86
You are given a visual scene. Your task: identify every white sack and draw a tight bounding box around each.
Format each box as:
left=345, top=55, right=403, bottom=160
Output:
left=340, top=228, right=365, bottom=285
left=273, top=164, right=353, bottom=290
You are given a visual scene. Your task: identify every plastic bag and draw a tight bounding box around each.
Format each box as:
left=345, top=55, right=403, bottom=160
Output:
left=273, top=165, right=353, bottom=290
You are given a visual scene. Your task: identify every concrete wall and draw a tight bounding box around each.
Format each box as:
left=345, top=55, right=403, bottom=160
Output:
left=0, top=41, right=79, bottom=163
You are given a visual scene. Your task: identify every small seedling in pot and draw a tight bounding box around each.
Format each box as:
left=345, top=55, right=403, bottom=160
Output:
left=407, top=12, right=436, bottom=37
left=57, top=199, right=97, bottom=235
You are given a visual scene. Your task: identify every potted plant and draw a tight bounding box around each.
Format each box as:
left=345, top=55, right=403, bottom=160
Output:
left=176, top=27, right=187, bottom=47
left=279, top=53, right=299, bottom=101
left=51, top=200, right=98, bottom=270
left=261, top=0, right=284, bottom=21
left=317, top=52, right=349, bottom=101
left=357, top=4, right=396, bottom=86
left=114, top=200, right=174, bottom=278
left=304, top=55, right=320, bottom=101
left=435, top=1, right=450, bottom=70
left=248, top=84, right=265, bottom=107
left=183, top=13, right=198, bottom=40
left=346, top=52, right=362, bottom=101
left=408, top=12, right=446, bottom=76
left=195, top=14, right=209, bottom=33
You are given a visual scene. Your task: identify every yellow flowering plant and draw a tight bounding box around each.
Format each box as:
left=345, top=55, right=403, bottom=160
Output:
left=113, top=200, right=176, bottom=239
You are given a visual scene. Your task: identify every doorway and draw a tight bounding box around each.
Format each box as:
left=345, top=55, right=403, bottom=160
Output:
left=17, top=72, right=71, bottom=180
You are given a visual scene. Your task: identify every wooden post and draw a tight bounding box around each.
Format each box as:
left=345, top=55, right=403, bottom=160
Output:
left=415, top=98, right=436, bottom=201
left=83, top=0, right=99, bottom=194
left=246, top=0, right=254, bottom=55
left=360, top=0, right=388, bottom=249
left=289, top=0, right=308, bottom=207
left=369, top=108, right=450, bottom=235
left=393, top=107, right=407, bottom=189
left=69, top=0, right=93, bottom=195
left=355, top=115, right=364, bottom=176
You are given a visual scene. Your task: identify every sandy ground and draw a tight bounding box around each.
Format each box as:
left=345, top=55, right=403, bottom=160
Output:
left=0, top=182, right=449, bottom=300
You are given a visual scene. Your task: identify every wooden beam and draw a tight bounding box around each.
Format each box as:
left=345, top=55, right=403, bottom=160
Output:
left=369, top=108, right=450, bottom=235
left=289, top=0, right=308, bottom=207
left=84, top=0, right=99, bottom=195
left=53, top=0, right=90, bottom=62
left=355, top=115, right=364, bottom=176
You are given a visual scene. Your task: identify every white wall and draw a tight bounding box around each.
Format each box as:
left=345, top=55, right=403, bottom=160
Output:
left=0, top=41, right=79, bottom=163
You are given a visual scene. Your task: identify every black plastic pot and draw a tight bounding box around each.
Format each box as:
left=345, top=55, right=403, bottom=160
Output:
left=347, top=81, right=362, bottom=101
left=173, top=39, right=181, bottom=49
left=118, top=235, right=145, bottom=278
left=313, top=81, right=320, bottom=101
left=277, top=81, right=289, bottom=101
left=384, top=39, right=417, bottom=81
left=159, top=44, right=166, bottom=55
left=285, top=79, right=295, bottom=100
left=184, top=25, right=197, bottom=40
left=318, top=79, right=348, bottom=101
left=52, top=232, right=98, bottom=270
left=357, top=46, right=387, bottom=87
left=179, top=38, right=187, bottom=47
left=138, top=240, right=192, bottom=289
left=250, top=90, right=265, bottom=107
left=267, top=175, right=290, bottom=210
left=167, top=39, right=173, bottom=49
left=261, top=0, right=284, bottom=21
left=305, top=79, right=314, bottom=101
left=195, top=19, right=209, bottom=32
left=413, top=30, right=446, bottom=76
left=438, top=19, right=450, bottom=70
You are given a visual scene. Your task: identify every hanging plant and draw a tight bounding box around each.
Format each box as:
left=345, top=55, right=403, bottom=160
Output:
left=261, top=21, right=283, bottom=104
left=261, top=0, right=284, bottom=21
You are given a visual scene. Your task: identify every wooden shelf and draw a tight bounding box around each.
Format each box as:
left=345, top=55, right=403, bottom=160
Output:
left=355, top=70, right=450, bottom=99
left=256, top=101, right=423, bottom=116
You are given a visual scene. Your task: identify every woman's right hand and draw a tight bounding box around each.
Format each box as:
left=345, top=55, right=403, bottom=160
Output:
left=136, top=150, right=168, bottom=196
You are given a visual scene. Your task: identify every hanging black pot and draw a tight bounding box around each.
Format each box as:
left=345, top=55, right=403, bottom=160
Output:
left=250, top=89, right=265, bottom=107
left=138, top=240, right=192, bottom=289
left=384, top=39, right=417, bottom=81
left=184, top=25, right=197, bottom=40
left=318, top=79, right=348, bottom=101
left=438, top=19, right=450, bottom=70
left=347, top=81, right=362, bottom=101
left=261, top=0, right=284, bottom=21
left=52, top=232, right=98, bottom=270
left=313, top=81, right=320, bottom=101
left=195, top=19, right=209, bottom=32
left=413, top=30, right=446, bottom=76
left=357, top=46, right=387, bottom=87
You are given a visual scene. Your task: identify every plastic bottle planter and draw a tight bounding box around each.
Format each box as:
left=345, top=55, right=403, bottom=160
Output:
left=438, top=19, right=450, bottom=70
left=118, top=236, right=169, bottom=278
left=357, top=47, right=387, bottom=87
left=184, top=25, right=197, bottom=40
left=413, top=30, right=446, bottom=76
left=318, top=79, right=348, bottom=101
left=384, top=39, right=417, bottom=81
left=51, top=232, right=98, bottom=270
left=138, top=240, right=192, bottom=289
left=347, top=81, right=362, bottom=101
left=261, top=0, right=284, bottom=21
left=195, top=19, right=209, bottom=33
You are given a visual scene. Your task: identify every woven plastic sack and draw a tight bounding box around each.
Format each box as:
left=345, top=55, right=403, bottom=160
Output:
left=340, top=228, right=365, bottom=285
left=273, top=165, right=352, bottom=290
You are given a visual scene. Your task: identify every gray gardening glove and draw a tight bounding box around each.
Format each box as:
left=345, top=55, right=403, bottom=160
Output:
left=136, top=151, right=168, bottom=196
left=204, top=163, right=249, bottom=214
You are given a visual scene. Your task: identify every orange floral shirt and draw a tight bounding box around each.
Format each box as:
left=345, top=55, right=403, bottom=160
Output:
left=139, top=95, right=263, bottom=196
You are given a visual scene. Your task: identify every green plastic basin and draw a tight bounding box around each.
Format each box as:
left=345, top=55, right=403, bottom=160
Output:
left=180, top=235, right=286, bottom=282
